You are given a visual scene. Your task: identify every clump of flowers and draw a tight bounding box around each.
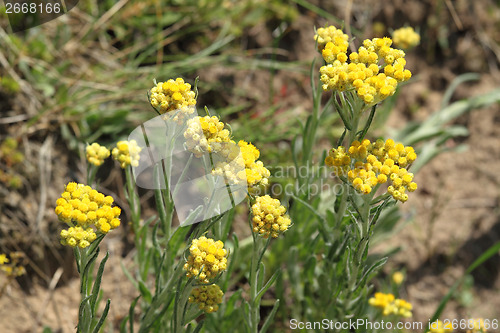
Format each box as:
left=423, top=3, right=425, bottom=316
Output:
left=86, top=142, right=110, bottom=166
left=184, top=236, right=228, bottom=283
left=149, top=78, right=197, bottom=123
left=251, top=195, right=292, bottom=238
left=318, top=26, right=412, bottom=105
left=392, top=26, right=420, bottom=49
left=314, top=25, right=349, bottom=52
left=237, top=140, right=270, bottom=193
left=427, top=320, right=454, bottom=333
left=189, top=284, right=224, bottom=313
left=325, top=138, right=417, bottom=202
left=368, top=292, right=412, bottom=318
left=0, top=252, right=26, bottom=278
left=112, top=140, right=142, bottom=168
left=184, top=116, right=232, bottom=158
left=55, top=182, right=121, bottom=248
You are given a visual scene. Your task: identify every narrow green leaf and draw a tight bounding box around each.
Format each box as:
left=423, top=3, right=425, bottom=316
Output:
left=191, top=321, right=205, bottom=333
left=254, top=270, right=281, bottom=306
left=138, top=280, right=153, bottom=304
left=74, top=247, right=82, bottom=274
left=355, top=257, right=387, bottom=291
left=260, top=299, right=280, bottom=333
left=120, top=260, right=139, bottom=291
left=441, top=73, right=480, bottom=109
left=92, top=299, right=111, bottom=333
left=357, top=105, right=377, bottom=140
left=90, top=252, right=109, bottom=315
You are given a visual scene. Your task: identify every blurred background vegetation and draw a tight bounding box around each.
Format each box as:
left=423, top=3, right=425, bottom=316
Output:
left=1, top=0, right=499, bottom=331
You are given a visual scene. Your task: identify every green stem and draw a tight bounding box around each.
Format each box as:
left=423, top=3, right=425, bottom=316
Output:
left=249, top=234, right=261, bottom=333
left=334, top=96, right=361, bottom=228
left=125, top=166, right=141, bottom=243
left=139, top=262, right=184, bottom=332
left=173, top=279, right=193, bottom=333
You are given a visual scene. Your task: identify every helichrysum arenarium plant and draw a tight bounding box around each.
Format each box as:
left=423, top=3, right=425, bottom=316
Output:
left=260, top=24, right=421, bottom=331
left=50, top=16, right=500, bottom=332
left=54, top=74, right=292, bottom=332
left=55, top=182, right=121, bottom=332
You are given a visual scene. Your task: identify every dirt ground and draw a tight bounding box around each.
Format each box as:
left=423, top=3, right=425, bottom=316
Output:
left=0, top=0, right=499, bottom=332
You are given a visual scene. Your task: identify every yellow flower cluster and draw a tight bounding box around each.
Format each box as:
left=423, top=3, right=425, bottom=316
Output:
left=189, top=284, right=224, bottom=313
left=325, top=138, right=417, bottom=202
left=86, top=142, right=110, bottom=166
left=112, top=140, right=142, bottom=168
left=251, top=195, right=291, bottom=238
left=427, top=320, right=453, bottom=333
left=314, top=25, right=349, bottom=52
left=238, top=140, right=270, bottom=193
left=0, top=252, right=26, bottom=277
left=212, top=145, right=245, bottom=186
left=392, top=26, right=420, bottom=49
left=149, top=78, right=196, bottom=123
left=184, top=117, right=270, bottom=194
left=318, top=26, right=412, bottom=105
left=392, top=271, right=404, bottom=285
left=184, top=116, right=232, bottom=158
left=60, top=226, right=97, bottom=249
left=55, top=182, right=121, bottom=248
left=184, top=236, right=228, bottom=283
left=368, top=292, right=412, bottom=318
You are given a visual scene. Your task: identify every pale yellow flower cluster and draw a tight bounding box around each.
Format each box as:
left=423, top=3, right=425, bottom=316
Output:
left=86, top=142, right=110, bottom=166
left=189, top=284, right=224, bottom=313
left=251, top=195, right=291, bottom=238
left=318, top=26, right=412, bottom=105
left=183, top=236, right=228, bottom=283
left=150, top=78, right=196, bottom=123
left=112, top=140, right=142, bottom=168
left=55, top=182, right=121, bottom=248
left=392, top=26, right=420, bottom=49
left=368, top=292, right=412, bottom=318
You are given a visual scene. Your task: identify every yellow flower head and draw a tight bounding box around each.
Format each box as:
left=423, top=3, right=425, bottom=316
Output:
left=86, top=142, right=110, bottom=166
left=238, top=140, right=270, bottom=193
left=55, top=182, right=121, bottom=248
left=112, top=140, right=142, bottom=168
left=184, top=116, right=232, bottom=158
left=0, top=254, right=9, bottom=265
left=150, top=78, right=197, bottom=123
left=0, top=252, right=26, bottom=277
left=369, top=292, right=412, bottom=318
left=189, top=284, right=224, bottom=313
left=326, top=139, right=417, bottom=202
left=183, top=236, right=228, bottom=283
left=251, top=195, right=291, bottom=238
left=314, top=25, right=349, bottom=53
left=392, top=271, right=404, bottom=285
left=392, top=26, right=420, bottom=49
left=325, top=146, right=351, bottom=176
left=318, top=27, right=412, bottom=106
